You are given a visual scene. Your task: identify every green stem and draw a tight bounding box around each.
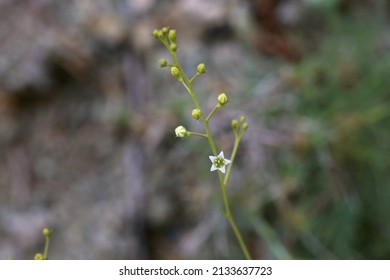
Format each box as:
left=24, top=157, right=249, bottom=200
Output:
left=43, top=235, right=50, bottom=260
left=189, top=131, right=208, bottom=138
left=167, top=44, right=251, bottom=260
left=206, top=105, right=220, bottom=122
left=223, top=196, right=252, bottom=260
left=220, top=132, right=251, bottom=259
left=190, top=72, right=201, bottom=83
left=224, top=134, right=242, bottom=186
left=170, top=50, right=218, bottom=155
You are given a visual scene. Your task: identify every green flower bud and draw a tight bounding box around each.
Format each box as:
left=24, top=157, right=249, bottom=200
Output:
left=152, top=29, right=159, bottom=38
left=197, top=63, right=206, bottom=74
left=175, top=126, right=187, bottom=138
left=170, top=43, right=177, bottom=52
left=161, top=26, right=168, bottom=35
left=168, top=29, right=176, bottom=43
left=171, top=66, right=181, bottom=79
left=232, top=119, right=238, bottom=130
left=240, top=115, right=246, bottom=123
left=43, top=228, right=51, bottom=238
left=242, top=122, right=249, bottom=131
left=217, top=93, right=228, bottom=106
left=157, top=30, right=164, bottom=40
left=192, top=109, right=201, bottom=120
left=159, top=59, right=168, bottom=67
left=34, top=253, right=44, bottom=260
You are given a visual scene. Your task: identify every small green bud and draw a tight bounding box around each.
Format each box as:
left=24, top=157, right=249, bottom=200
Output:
left=43, top=228, right=51, bottom=238
left=157, top=30, right=164, bottom=40
left=175, top=126, right=187, bottom=138
left=242, top=122, right=249, bottom=131
left=232, top=119, right=238, bottom=130
left=217, top=93, right=228, bottom=106
left=161, top=26, right=168, bottom=35
left=152, top=29, right=159, bottom=38
left=240, top=115, right=246, bottom=123
left=34, top=253, right=44, bottom=260
left=170, top=43, right=177, bottom=52
left=197, top=63, right=206, bottom=74
left=192, top=109, right=201, bottom=120
left=171, top=66, right=181, bottom=79
left=168, top=29, right=176, bottom=43
left=159, top=59, right=168, bottom=67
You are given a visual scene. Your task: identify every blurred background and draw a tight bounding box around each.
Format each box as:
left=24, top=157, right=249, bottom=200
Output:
left=1, top=0, right=390, bottom=259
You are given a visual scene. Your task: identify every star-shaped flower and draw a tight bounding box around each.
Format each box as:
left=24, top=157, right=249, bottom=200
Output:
left=209, top=151, right=231, bottom=174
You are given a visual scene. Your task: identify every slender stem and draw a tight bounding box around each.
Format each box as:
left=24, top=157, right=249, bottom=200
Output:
left=203, top=119, right=218, bottom=156
left=179, top=80, right=192, bottom=97
left=206, top=105, right=220, bottom=122
left=224, top=134, right=242, bottom=186
left=170, top=50, right=218, bottom=155
left=189, top=131, right=208, bottom=138
left=170, top=52, right=200, bottom=108
left=166, top=43, right=251, bottom=259
left=219, top=132, right=251, bottom=259
left=43, top=235, right=50, bottom=260
left=190, top=72, right=201, bottom=83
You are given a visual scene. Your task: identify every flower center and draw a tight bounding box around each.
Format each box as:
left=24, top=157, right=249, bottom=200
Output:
left=213, top=157, right=225, bottom=168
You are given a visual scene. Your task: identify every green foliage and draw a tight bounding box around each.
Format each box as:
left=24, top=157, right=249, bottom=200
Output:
left=280, top=15, right=390, bottom=259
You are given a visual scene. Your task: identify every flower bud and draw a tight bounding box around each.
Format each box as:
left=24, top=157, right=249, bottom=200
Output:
left=170, top=43, right=177, bottom=52
left=240, top=115, right=246, bottom=123
left=175, top=126, right=187, bottom=138
left=159, top=59, right=168, bottom=67
left=232, top=119, right=238, bottom=130
left=217, top=93, right=228, bottom=106
left=161, top=26, right=168, bottom=35
left=43, top=228, right=51, bottom=238
left=157, top=30, right=164, bottom=40
left=171, top=66, right=181, bottom=79
left=34, top=253, right=44, bottom=260
left=152, top=29, right=159, bottom=38
left=242, top=122, right=249, bottom=131
left=168, top=29, right=176, bottom=43
left=197, top=63, right=206, bottom=74
left=192, top=109, right=201, bottom=120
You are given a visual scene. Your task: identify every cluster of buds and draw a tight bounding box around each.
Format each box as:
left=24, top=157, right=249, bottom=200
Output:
left=232, top=115, right=249, bottom=134
left=153, top=27, right=209, bottom=84
left=153, top=26, right=249, bottom=175
left=152, top=27, right=184, bottom=82
left=152, top=27, right=177, bottom=52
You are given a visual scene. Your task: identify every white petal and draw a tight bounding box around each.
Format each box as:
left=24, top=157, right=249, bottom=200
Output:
left=224, top=158, right=231, bottom=165
left=219, top=166, right=226, bottom=173
left=209, top=155, right=216, bottom=162
left=210, top=164, right=218, bottom=171
left=218, top=151, right=224, bottom=158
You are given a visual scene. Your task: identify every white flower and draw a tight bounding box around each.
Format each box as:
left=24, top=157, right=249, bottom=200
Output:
left=175, top=126, right=187, bottom=137
left=209, top=151, right=231, bottom=174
